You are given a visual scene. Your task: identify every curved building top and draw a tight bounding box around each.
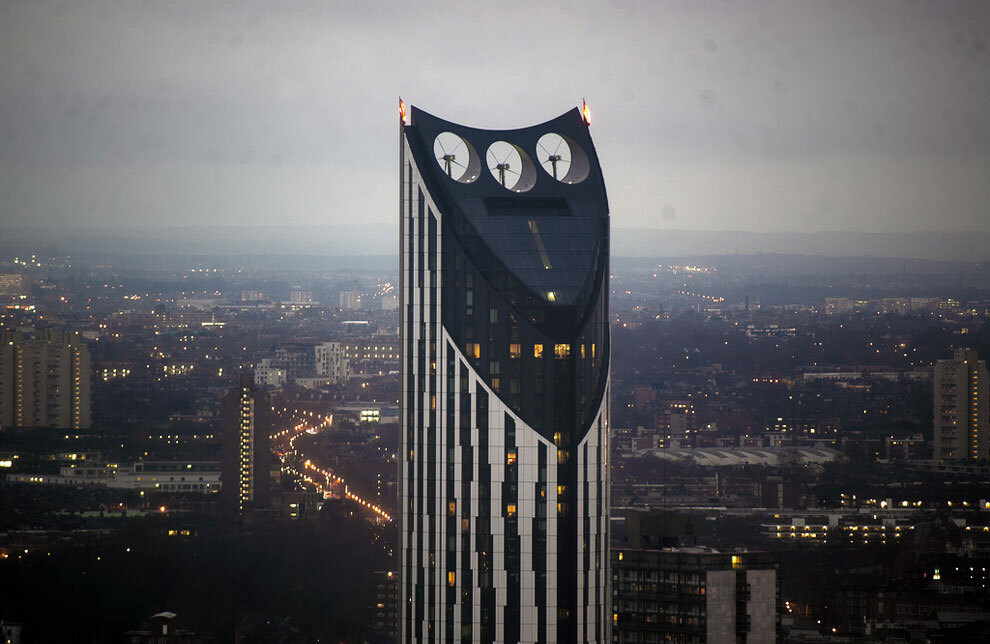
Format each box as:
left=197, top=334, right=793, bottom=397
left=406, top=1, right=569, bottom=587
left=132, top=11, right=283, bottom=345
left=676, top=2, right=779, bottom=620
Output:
left=404, top=105, right=609, bottom=308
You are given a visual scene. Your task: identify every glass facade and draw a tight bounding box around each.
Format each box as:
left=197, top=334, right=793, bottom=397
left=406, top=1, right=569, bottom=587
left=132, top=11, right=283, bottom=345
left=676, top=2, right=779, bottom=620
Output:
left=400, top=105, right=610, bottom=644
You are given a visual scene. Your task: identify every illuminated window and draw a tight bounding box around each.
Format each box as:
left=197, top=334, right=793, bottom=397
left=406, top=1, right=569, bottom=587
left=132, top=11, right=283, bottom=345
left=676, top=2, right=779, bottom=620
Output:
left=533, top=344, right=544, bottom=358
left=465, top=343, right=480, bottom=359
left=506, top=451, right=517, bottom=465
left=546, top=291, right=556, bottom=302
left=506, top=504, right=517, bottom=516
left=448, top=571, right=456, bottom=586
left=509, top=343, right=521, bottom=358
left=448, top=501, right=456, bottom=515
left=554, top=344, right=570, bottom=359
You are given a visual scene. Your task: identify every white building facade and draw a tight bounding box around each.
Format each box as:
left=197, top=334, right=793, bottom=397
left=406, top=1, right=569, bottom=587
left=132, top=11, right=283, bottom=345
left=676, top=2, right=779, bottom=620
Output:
left=399, top=104, right=611, bottom=644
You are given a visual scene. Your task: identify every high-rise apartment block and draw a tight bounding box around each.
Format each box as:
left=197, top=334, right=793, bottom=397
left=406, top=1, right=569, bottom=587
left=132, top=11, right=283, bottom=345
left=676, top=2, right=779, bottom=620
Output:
left=612, top=548, right=779, bottom=644
left=221, top=373, right=272, bottom=514
left=0, top=330, right=91, bottom=430
left=315, top=341, right=350, bottom=384
left=399, top=103, right=610, bottom=643
left=934, top=348, right=988, bottom=461
left=612, top=510, right=778, bottom=643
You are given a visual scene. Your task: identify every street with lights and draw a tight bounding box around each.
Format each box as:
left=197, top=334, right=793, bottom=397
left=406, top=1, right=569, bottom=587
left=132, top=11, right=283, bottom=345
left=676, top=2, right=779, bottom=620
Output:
left=272, top=409, right=393, bottom=524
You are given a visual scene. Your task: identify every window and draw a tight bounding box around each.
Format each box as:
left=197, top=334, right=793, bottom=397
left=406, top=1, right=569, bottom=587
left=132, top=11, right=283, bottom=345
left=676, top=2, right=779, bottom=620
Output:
left=465, top=343, right=480, bottom=359
left=509, top=343, right=521, bottom=358
left=554, top=343, right=570, bottom=359
left=533, top=344, right=544, bottom=358
left=448, top=571, right=456, bottom=586
left=506, top=451, right=517, bottom=465
left=506, top=504, right=517, bottom=516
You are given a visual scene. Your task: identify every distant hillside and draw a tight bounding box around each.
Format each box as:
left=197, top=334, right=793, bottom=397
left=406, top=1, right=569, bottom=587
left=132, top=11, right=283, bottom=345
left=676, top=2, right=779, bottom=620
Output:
left=611, top=229, right=990, bottom=262
left=1, top=225, right=988, bottom=263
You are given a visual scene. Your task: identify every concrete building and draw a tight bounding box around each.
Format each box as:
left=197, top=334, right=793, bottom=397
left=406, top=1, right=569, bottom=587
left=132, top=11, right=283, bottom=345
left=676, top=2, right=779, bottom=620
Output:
left=8, top=460, right=221, bottom=494
left=370, top=570, right=399, bottom=642
left=289, top=287, right=314, bottom=303
left=339, top=281, right=361, bottom=310
left=613, top=512, right=778, bottom=643
left=221, top=373, right=272, bottom=515
left=342, top=337, right=399, bottom=362
left=0, top=330, right=91, bottom=430
left=315, top=341, right=350, bottom=384
left=254, top=358, right=287, bottom=388
left=240, top=289, right=267, bottom=302
left=823, top=297, right=850, bottom=315
left=934, top=348, right=989, bottom=461
left=0, top=273, right=28, bottom=298
left=612, top=547, right=779, bottom=644
left=399, top=103, right=610, bottom=642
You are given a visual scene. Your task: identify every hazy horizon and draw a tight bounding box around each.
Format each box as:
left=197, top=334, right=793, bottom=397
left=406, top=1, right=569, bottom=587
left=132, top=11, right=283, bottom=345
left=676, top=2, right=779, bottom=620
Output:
left=3, top=223, right=990, bottom=263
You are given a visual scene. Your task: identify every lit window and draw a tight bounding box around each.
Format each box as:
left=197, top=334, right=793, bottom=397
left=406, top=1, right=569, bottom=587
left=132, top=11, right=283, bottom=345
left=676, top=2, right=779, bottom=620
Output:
left=506, top=504, right=517, bottom=517
left=509, top=343, right=521, bottom=358
left=533, top=344, right=544, bottom=358
left=448, top=571, right=456, bottom=586
left=554, top=344, right=570, bottom=359
left=465, top=343, right=480, bottom=359
left=506, top=452, right=517, bottom=465
left=546, top=291, right=556, bottom=302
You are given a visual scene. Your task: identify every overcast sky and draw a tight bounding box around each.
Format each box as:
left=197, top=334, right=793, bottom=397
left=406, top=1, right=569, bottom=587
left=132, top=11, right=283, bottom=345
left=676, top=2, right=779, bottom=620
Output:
left=1, top=0, right=988, bottom=234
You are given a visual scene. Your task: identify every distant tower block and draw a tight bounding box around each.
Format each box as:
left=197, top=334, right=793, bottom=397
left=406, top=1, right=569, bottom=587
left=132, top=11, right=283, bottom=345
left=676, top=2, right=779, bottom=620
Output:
left=399, top=102, right=610, bottom=643
left=934, top=348, right=989, bottom=461
left=221, top=373, right=272, bottom=515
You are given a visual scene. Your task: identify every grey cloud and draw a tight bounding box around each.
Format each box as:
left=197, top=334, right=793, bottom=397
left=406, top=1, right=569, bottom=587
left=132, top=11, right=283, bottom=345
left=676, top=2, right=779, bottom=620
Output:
left=0, top=0, right=988, bottom=232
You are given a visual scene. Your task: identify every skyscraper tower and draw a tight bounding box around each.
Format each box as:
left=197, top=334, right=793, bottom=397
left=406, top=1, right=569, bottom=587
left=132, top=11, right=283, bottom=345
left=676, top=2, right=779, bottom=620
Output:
left=0, top=330, right=91, bottom=430
left=934, top=348, right=988, bottom=461
left=398, top=102, right=610, bottom=643
left=221, top=372, right=272, bottom=514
